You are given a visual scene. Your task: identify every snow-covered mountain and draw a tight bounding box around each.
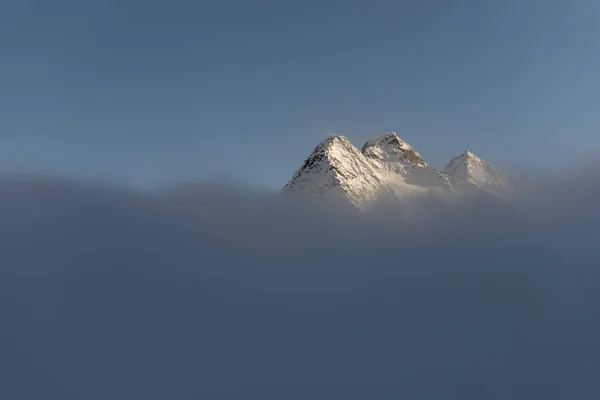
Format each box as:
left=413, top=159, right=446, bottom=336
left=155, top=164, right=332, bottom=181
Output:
left=443, top=150, right=512, bottom=197
left=282, top=136, right=394, bottom=208
left=361, top=133, right=428, bottom=168
left=361, top=133, right=457, bottom=196
left=283, top=133, right=511, bottom=208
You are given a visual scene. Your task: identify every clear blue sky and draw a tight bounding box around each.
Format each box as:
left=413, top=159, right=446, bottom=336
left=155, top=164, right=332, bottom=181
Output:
left=1, top=0, right=599, bottom=188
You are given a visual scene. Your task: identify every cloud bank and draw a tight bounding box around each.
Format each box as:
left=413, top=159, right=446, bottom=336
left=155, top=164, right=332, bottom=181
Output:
left=1, top=170, right=600, bottom=399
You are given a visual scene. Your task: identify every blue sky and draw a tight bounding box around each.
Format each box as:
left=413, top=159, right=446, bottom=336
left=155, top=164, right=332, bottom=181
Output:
left=1, top=0, right=599, bottom=188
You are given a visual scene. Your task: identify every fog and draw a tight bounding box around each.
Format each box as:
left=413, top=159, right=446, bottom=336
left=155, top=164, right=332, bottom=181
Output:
left=1, top=170, right=599, bottom=399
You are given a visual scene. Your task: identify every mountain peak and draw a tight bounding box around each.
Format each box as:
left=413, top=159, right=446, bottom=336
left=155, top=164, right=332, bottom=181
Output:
left=283, top=133, right=512, bottom=208
left=309, top=135, right=352, bottom=155
left=449, top=150, right=478, bottom=161
left=361, top=132, right=427, bottom=168
left=321, top=134, right=350, bottom=144
left=282, top=135, right=393, bottom=208
left=444, top=151, right=511, bottom=197
left=360, top=132, right=457, bottom=194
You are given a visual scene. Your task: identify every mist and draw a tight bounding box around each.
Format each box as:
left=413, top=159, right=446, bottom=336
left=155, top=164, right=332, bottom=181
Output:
left=1, top=170, right=599, bottom=399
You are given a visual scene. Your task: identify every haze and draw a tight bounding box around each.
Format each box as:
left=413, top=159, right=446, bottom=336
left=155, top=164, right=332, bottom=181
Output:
left=2, top=1, right=600, bottom=399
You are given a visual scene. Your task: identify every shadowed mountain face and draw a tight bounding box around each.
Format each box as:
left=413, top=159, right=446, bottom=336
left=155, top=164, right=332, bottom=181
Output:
left=284, top=133, right=511, bottom=207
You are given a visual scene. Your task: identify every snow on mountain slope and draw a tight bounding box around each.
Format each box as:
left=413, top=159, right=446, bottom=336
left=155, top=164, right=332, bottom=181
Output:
left=283, top=134, right=512, bottom=208
left=282, top=136, right=395, bottom=208
left=443, top=151, right=512, bottom=197
left=362, top=133, right=428, bottom=168
left=361, top=133, right=457, bottom=195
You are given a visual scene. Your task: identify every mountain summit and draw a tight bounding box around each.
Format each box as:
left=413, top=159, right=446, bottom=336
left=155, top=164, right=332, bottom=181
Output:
left=282, top=136, right=394, bottom=208
left=443, top=150, right=512, bottom=197
left=284, top=134, right=511, bottom=208
left=361, top=133, right=428, bottom=168
left=361, top=132, right=456, bottom=195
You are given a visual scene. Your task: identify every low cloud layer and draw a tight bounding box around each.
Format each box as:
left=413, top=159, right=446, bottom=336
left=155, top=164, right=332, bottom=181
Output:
left=1, top=171, right=600, bottom=399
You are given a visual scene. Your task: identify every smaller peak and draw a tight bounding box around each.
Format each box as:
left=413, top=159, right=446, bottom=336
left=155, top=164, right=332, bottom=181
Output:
left=363, top=132, right=417, bottom=153
left=376, top=132, right=400, bottom=139
left=449, top=150, right=479, bottom=162
left=362, top=132, right=427, bottom=167
left=364, top=132, right=402, bottom=146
